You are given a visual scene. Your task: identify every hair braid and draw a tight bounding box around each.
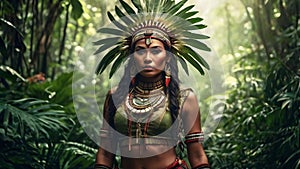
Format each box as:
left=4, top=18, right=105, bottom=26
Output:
left=107, top=58, right=134, bottom=125
left=167, top=55, right=180, bottom=122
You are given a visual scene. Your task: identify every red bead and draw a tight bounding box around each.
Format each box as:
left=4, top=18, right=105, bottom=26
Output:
left=165, top=76, right=170, bottom=87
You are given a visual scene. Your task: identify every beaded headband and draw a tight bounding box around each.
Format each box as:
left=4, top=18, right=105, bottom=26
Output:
left=94, top=0, right=211, bottom=78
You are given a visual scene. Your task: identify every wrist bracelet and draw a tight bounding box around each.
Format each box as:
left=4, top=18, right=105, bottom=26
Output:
left=94, top=164, right=112, bottom=169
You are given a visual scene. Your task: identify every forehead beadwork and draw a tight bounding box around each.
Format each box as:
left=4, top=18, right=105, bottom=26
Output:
left=132, top=27, right=171, bottom=48
left=144, top=29, right=153, bottom=46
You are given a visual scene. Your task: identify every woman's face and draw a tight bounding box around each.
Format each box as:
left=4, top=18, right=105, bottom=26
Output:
left=133, top=39, right=169, bottom=78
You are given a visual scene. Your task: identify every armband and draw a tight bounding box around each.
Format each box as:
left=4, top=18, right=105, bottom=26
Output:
left=184, top=132, right=204, bottom=144
left=94, top=164, right=112, bottom=169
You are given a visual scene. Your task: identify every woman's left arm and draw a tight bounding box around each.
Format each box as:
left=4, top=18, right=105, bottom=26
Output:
left=181, top=91, right=210, bottom=169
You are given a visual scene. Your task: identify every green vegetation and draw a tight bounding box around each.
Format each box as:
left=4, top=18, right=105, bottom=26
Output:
left=0, top=0, right=299, bottom=168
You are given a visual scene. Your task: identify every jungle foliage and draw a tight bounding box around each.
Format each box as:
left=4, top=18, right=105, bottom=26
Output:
left=0, top=0, right=299, bottom=168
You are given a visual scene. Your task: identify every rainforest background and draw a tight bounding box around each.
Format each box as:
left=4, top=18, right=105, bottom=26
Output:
left=0, top=0, right=299, bottom=168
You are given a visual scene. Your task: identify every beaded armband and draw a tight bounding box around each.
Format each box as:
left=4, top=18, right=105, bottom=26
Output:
left=99, top=129, right=113, bottom=138
left=184, top=132, right=204, bottom=144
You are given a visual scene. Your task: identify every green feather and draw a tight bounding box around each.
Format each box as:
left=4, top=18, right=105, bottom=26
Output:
left=182, top=39, right=211, bottom=51
left=177, top=49, right=205, bottom=75
left=131, top=0, right=143, bottom=12
left=93, top=37, right=120, bottom=46
left=176, top=53, right=190, bottom=75
left=107, top=12, right=127, bottom=30
left=175, top=5, right=194, bottom=17
left=109, top=52, right=128, bottom=78
left=96, top=46, right=120, bottom=74
left=187, top=17, right=203, bottom=24
left=168, top=0, right=188, bottom=15
left=115, top=6, right=134, bottom=25
left=183, top=45, right=210, bottom=70
left=120, top=0, right=136, bottom=15
left=97, top=28, right=127, bottom=36
left=185, top=24, right=207, bottom=30
left=179, top=11, right=198, bottom=19
left=94, top=42, right=120, bottom=55
left=181, top=32, right=210, bottom=39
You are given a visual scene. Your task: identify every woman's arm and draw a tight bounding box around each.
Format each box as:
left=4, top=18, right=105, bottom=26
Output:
left=181, top=91, right=210, bottom=169
left=95, top=91, right=117, bottom=168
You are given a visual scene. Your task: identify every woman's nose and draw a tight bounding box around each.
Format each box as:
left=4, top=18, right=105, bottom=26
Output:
left=144, top=51, right=152, bottom=63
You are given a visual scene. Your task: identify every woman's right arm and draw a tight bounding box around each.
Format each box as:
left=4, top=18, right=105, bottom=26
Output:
left=95, top=91, right=117, bottom=169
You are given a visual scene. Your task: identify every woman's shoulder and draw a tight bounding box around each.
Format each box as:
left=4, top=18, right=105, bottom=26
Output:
left=179, top=87, right=194, bottom=97
left=178, top=87, right=197, bottom=104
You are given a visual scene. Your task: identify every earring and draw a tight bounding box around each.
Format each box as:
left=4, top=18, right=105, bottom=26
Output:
left=165, top=62, right=171, bottom=88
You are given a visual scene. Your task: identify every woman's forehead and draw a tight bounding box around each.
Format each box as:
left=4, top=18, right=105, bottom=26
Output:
left=135, top=39, right=165, bottom=48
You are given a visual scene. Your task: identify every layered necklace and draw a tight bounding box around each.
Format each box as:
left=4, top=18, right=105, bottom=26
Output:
left=125, top=77, right=168, bottom=122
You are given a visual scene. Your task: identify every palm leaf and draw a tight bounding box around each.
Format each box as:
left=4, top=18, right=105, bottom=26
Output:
left=182, top=39, right=211, bottom=51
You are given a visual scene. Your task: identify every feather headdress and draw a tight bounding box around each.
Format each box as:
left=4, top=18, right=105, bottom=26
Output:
left=94, top=0, right=211, bottom=78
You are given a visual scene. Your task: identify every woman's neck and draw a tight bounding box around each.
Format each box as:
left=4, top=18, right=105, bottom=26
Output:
left=135, top=73, right=164, bottom=90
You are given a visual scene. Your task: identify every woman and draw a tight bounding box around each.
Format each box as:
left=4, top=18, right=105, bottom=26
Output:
left=94, top=0, right=211, bottom=168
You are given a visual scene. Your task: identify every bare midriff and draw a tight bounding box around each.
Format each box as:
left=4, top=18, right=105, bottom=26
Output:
left=120, top=146, right=177, bottom=169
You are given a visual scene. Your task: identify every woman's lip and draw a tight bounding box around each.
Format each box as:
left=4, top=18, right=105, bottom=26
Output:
left=143, top=66, right=154, bottom=70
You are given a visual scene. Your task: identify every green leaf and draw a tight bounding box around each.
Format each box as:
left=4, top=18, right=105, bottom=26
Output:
left=182, top=39, right=211, bottom=51
left=96, top=46, right=120, bottom=74
left=120, top=0, right=136, bottom=15
left=0, top=65, right=26, bottom=82
left=0, top=36, right=8, bottom=59
left=70, top=0, right=83, bottom=20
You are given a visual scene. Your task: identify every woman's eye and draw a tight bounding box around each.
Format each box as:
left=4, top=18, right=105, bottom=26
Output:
left=135, top=49, right=146, bottom=55
left=151, top=49, right=161, bottom=55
